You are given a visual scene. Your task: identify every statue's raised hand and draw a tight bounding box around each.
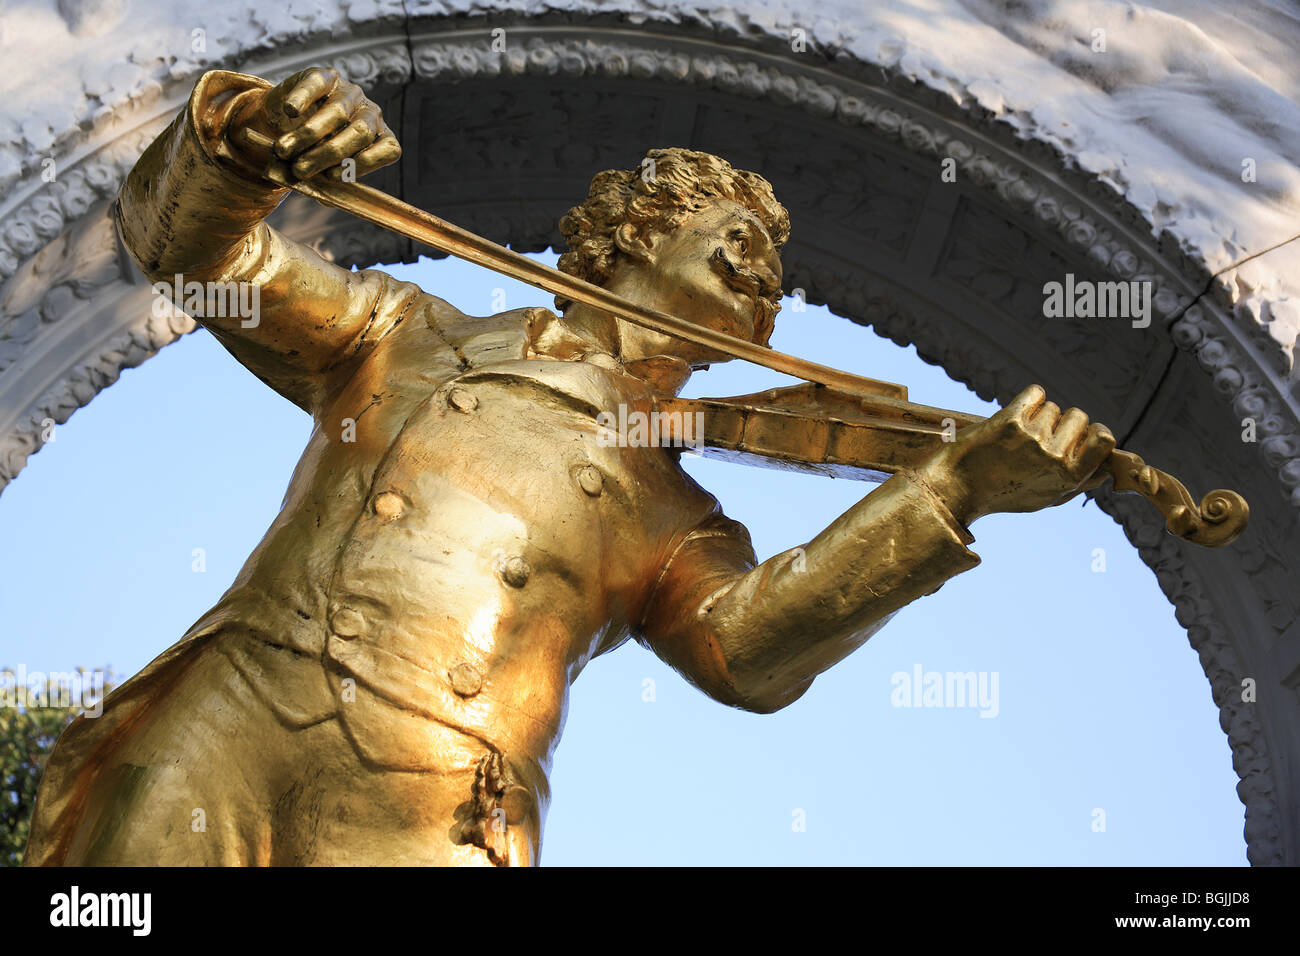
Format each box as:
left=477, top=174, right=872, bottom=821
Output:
left=915, top=384, right=1116, bottom=525
left=231, top=66, right=401, bottom=183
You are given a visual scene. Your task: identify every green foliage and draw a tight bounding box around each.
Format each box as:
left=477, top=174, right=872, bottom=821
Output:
left=1, top=667, right=116, bottom=867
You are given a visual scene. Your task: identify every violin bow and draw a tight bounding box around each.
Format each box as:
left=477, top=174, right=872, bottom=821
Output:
left=245, top=134, right=1249, bottom=548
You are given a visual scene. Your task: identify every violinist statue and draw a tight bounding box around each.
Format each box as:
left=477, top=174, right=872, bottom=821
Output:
left=26, top=67, right=1233, bottom=866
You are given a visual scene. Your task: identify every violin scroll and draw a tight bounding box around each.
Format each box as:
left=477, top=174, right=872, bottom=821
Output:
left=1103, top=450, right=1249, bottom=547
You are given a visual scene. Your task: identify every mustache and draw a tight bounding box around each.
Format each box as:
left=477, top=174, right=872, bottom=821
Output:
left=710, top=246, right=779, bottom=299
left=710, top=246, right=781, bottom=346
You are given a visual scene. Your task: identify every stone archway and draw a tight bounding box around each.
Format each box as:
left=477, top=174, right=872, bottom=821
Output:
left=1, top=2, right=1297, bottom=864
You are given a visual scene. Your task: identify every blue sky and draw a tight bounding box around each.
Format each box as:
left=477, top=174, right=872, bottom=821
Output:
left=0, top=251, right=1245, bottom=865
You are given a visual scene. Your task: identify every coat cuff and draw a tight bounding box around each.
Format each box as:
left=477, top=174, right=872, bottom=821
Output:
left=115, top=70, right=287, bottom=281
left=901, top=466, right=976, bottom=547
left=874, top=469, right=982, bottom=600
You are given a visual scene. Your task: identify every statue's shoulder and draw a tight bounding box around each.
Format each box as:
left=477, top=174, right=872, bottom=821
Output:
left=419, top=296, right=555, bottom=367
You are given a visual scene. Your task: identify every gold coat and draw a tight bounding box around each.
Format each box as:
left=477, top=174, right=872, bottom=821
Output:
left=26, top=71, right=981, bottom=866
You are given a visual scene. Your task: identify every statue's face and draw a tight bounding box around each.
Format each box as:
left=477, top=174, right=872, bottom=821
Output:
left=618, top=197, right=783, bottom=365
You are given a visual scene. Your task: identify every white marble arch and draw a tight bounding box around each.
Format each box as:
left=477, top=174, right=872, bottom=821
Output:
left=1, top=1, right=1297, bottom=863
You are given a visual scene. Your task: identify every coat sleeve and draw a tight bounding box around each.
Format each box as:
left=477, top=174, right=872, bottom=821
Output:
left=637, top=469, right=982, bottom=713
left=116, top=69, right=423, bottom=414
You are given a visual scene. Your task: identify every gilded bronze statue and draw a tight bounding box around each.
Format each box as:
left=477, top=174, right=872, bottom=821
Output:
left=24, top=67, right=1247, bottom=866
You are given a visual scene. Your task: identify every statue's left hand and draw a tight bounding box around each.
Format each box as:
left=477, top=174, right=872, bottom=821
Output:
left=913, top=384, right=1115, bottom=525
left=230, top=66, right=402, bottom=183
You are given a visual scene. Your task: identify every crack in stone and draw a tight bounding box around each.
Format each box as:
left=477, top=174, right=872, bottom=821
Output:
left=1114, top=229, right=1300, bottom=448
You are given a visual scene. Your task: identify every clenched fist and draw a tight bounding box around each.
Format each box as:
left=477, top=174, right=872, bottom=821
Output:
left=230, top=66, right=401, bottom=183
left=915, top=384, right=1116, bottom=526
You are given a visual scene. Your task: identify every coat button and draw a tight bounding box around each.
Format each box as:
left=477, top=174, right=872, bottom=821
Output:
left=373, top=491, right=404, bottom=519
left=448, top=387, right=478, bottom=412
left=577, top=465, right=604, bottom=497
left=500, top=556, right=531, bottom=588
left=330, top=607, right=366, bottom=638
left=448, top=663, right=483, bottom=698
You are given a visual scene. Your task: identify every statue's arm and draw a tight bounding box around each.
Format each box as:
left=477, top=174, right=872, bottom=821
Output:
left=637, top=471, right=981, bottom=714
left=639, top=385, right=1116, bottom=713
left=117, top=68, right=412, bottom=412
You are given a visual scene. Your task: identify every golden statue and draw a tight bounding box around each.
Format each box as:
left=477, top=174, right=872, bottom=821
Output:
left=24, top=67, right=1247, bottom=866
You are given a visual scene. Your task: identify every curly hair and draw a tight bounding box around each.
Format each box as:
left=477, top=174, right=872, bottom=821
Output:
left=556, top=147, right=790, bottom=344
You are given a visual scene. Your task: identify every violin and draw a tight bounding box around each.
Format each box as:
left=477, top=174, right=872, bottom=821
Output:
left=248, top=137, right=1249, bottom=550
left=657, top=383, right=1247, bottom=548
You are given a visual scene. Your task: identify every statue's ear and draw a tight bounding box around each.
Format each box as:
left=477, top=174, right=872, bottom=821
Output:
left=614, top=222, right=656, bottom=264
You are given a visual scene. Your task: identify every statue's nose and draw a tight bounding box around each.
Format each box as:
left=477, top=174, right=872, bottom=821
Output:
left=756, top=256, right=782, bottom=299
